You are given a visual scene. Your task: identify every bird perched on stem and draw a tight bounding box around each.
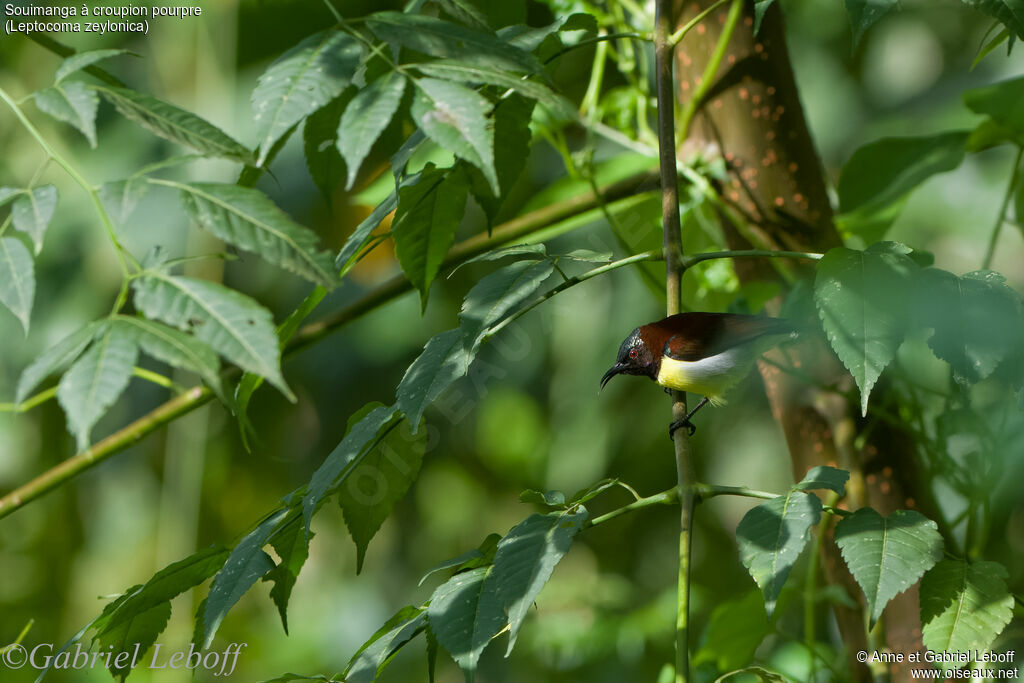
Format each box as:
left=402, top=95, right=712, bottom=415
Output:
left=600, top=312, right=794, bottom=438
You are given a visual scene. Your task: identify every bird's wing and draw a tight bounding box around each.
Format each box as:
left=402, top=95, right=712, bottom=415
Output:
left=662, top=315, right=791, bottom=361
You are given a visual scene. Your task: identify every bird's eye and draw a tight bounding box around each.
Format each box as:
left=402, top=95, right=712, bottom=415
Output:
left=629, top=348, right=638, bottom=359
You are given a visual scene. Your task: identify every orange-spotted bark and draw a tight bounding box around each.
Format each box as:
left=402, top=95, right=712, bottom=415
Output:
left=672, top=2, right=931, bottom=680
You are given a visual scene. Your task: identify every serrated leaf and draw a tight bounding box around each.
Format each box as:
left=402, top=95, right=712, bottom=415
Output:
left=449, top=244, right=547, bottom=275
left=397, top=329, right=472, bottom=432
left=54, top=48, right=129, bottom=83
left=11, top=185, right=58, bottom=253
left=335, top=192, right=398, bottom=273
left=112, top=315, right=224, bottom=403
left=795, top=466, right=849, bottom=496
left=961, top=0, right=1024, bottom=40
left=412, top=61, right=573, bottom=119
left=166, top=181, right=339, bottom=288
left=464, top=93, right=534, bottom=224
left=96, top=546, right=229, bottom=641
left=344, top=606, right=427, bottom=683
left=202, top=508, right=289, bottom=649
left=914, top=268, right=1023, bottom=385
left=836, top=132, right=968, bottom=243
left=492, top=508, right=588, bottom=653
left=339, top=71, right=408, bottom=190
left=411, top=78, right=497, bottom=193
left=97, top=86, right=254, bottom=164
left=459, top=258, right=555, bottom=347
left=95, top=600, right=171, bottom=680
left=16, top=321, right=102, bottom=403
left=301, top=403, right=399, bottom=534
left=844, top=0, right=899, bottom=46
left=99, top=177, right=149, bottom=226
left=736, top=491, right=822, bottom=616
left=834, top=508, right=943, bottom=627
left=263, top=516, right=311, bottom=635
left=814, top=243, right=918, bottom=415
left=56, top=324, right=139, bottom=450
left=426, top=567, right=504, bottom=681
left=392, top=165, right=469, bottom=308
left=0, top=236, right=34, bottom=333
left=34, top=82, right=100, bottom=147
left=920, top=559, right=1014, bottom=656
left=367, top=12, right=541, bottom=74
left=339, top=414, right=427, bottom=573
left=252, top=30, right=363, bottom=166
left=131, top=272, right=290, bottom=398
left=303, top=92, right=351, bottom=206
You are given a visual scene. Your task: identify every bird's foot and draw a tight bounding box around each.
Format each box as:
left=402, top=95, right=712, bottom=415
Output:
left=668, top=418, right=696, bottom=440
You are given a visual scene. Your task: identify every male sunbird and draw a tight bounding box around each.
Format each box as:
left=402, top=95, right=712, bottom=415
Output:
left=600, top=312, right=794, bottom=437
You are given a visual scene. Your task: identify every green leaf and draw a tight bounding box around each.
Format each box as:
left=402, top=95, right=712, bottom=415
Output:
left=458, top=258, right=555, bottom=347
left=96, top=546, right=229, bottom=641
left=418, top=534, right=500, bottom=586
left=301, top=403, right=400, bottom=534
left=411, top=61, right=573, bottom=119
left=844, top=0, right=899, bottom=46
left=97, top=86, right=254, bottom=164
left=367, top=12, right=541, bottom=74
left=168, top=181, right=340, bottom=288
left=54, top=48, right=130, bottom=83
left=339, top=414, right=427, bottom=573
left=392, top=165, right=470, bottom=309
left=11, top=185, right=58, bottom=253
left=263, top=516, right=311, bottom=635
left=252, top=30, right=363, bottom=166
left=914, top=268, right=1023, bottom=385
left=492, top=508, right=588, bottom=653
left=519, top=489, right=567, bottom=507
left=131, top=272, right=291, bottom=398
left=202, top=508, right=289, bottom=649
left=430, top=0, right=491, bottom=30
left=16, top=321, right=102, bottom=404
left=303, top=91, right=351, bottom=206
left=836, top=132, right=969, bottom=243
left=111, top=315, right=224, bottom=403
left=95, top=600, right=171, bottom=680
left=464, top=94, right=535, bottom=224
left=753, top=0, right=776, bottom=33
left=34, top=82, right=100, bottom=147
left=972, top=27, right=1011, bottom=69
left=693, top=591, right=769, bottom=673
left=834, top=508, right=943, bottom=627
left=0, top=236, right=34, bottom=333
left=396, top=329, right=472, bottom=432
left=344, top=606, right=427, bottom=683
left=99, top=177, right=149, bottom=226
left=335, top=192, right=398, bottom=273
left=736, top=491, right=822, bottom=616
left=961, top=0, right=1024, bottom=40
left=814, top=243, right=918, bottom=415
left=964, top=76, right=1024, bottom=149
left=56, top=324, right=139, bottom=450
left=410, top=78, right=497, bottom=193
left=339, top=71, right=408, bottom=190
left=449, top=243, right=547, bottom=275
left=426, top=567, right=504, bottom=681
left=920, top=559, right=1014, bottom=655
left=795, top=466, right=849, bottom=496
left=561, top=249, right=614, bottom=263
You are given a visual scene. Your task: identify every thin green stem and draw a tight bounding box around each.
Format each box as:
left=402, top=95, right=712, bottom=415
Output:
left=543, top=32, right=649, bottom=66
left=132, top=367, right=179, bottom=391
left=581, top=35, right=609, bottom=120
left=677, top=0, right=743, bottom=142
left=483, top=250, right=664, bottom=340
left=982, top=146, right=1023, bottom=269
left=669, top=0, right=732, bottom=46
left=586, top=487, right=678, bottom=527
left=682, top=249, right=823, bottom=268
left=805, top=492, right=838, bottom=675
left=0, top=85, right=133, bottom=290
left=0, top=387, right=57, bottom=413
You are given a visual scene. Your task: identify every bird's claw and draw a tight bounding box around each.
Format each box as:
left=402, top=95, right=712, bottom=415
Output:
left=668, top=418, right=696, bottom=440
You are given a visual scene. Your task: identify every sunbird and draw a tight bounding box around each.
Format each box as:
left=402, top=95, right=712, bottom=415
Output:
left=600, top=312, right=794, bottom=437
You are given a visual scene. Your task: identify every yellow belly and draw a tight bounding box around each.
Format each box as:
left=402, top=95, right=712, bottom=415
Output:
left=655, top=349, right=756, bottom=405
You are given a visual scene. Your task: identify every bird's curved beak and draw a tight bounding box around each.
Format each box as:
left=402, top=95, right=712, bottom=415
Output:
left=599, top=363, right=626, bottom=393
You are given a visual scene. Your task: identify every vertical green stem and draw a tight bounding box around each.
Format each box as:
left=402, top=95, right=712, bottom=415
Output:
left=654, top=1, right=692, bottom=680
left=981, top=146, right=1023, bottom=270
